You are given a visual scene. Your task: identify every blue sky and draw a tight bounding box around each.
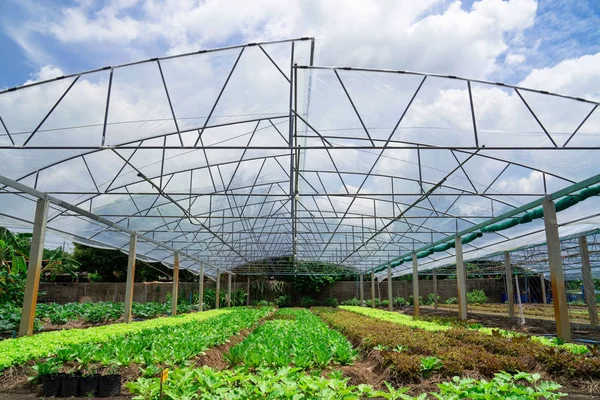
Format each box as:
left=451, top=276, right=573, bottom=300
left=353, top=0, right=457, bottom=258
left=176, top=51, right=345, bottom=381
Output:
left=0, top=0, right=598, bottom=90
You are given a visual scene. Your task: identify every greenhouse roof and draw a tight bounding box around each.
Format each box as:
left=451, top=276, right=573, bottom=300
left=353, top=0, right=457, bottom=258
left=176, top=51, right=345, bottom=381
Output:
left=1, top=37, right=600, bottom=278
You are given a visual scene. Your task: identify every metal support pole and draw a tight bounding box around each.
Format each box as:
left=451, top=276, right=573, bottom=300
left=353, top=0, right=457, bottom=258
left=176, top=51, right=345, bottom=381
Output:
left=171, top=252, right=179, bottom=316
left=371, top=269, right=375, bottom=308
left=19, top=198, right=49, bottom=336
left=198, top=263, right=205, bottom=311
left=412, top=252, right=419, bottom=317
left=455, top=236, right=467, bottom=320
left=580, top=236, right=598, bottom=327
left=227, top=273, right=232, bottom=307
left=124, top=233, right=137, bottom=323
left=540, top=273, right=547, bottom=305
left=543, top=197, right=571, bottom=340
left=505, top=252, right=515, bottom=317
left=359, top=273, right=364, bottom=305
left=433, top=268, right=438, bottom=310
left=215, top=271, right=221, bottom=309
left=246, top=276, right=251, bottom=306
left=387, top=263, right=393, bottom=312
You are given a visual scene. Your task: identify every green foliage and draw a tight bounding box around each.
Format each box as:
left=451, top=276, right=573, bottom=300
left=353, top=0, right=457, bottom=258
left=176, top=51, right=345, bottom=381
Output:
left=274, top=295, right=292, bottom=308
left=38, top=308, right=270, bottom=374
left=225, top=309, right=356, bottom=369
left=300, top=296, right=316, bottom=308
left=127, top=366, right=382, bottom=399
left=434, top=371, right=566, bottom=400
left=467, top=289, right=488, bottom=304
left=445, top=297, right=458, bottom=304
left=0, top=308, right=232, bottom=370
left=423, top=293, right=440, bottom=306
left=340, top=297, right=361, bottom=306
left=420, top=356, right=443, bottom=376
left=394, top=297, right=407, bottom=306
left=324, top=297, right=339, bottom=307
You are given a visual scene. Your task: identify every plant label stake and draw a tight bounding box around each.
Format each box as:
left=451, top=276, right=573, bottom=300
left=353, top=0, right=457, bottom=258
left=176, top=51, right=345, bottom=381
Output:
left=159, top=368, right=168, bottom=399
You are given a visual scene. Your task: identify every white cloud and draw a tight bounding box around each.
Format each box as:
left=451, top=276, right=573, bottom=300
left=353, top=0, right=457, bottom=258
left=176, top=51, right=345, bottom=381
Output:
left=25, top=65, right=65, bottom=84
left=519, top=52, right=600, bottom=101
left=505, top=53, right=526, bottom=65
left=7, top=0, right=537, bottom=80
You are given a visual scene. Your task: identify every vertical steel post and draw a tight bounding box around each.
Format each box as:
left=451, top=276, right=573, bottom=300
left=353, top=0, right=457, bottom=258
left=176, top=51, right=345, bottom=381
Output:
left=198, top=263, right=205, bottom=311
left=227, top=273, right=232, bottom=307
left=359, top=273, right=364, bottom=305
left=505, top=252, right=515, bottom=317
left=540, top=273, right=547, bottom=305
left=215, top=271, right=221, bottom=309
left=387, top=263, right=393, bottom=312
left=19, top=198, right=49, bottom=336
left=412, top=253, right=419, bottom=317
left=246, top=275, right=251, bottom=306
left=171, top=252, right=179, bottom=316
left=456, top=236, right=467, bottom=320
left=543, top=198, right=571, bottom=340
left=371, top=269, right=375, bottom=308
left=124, top=233, right=137, bottom=323
left=433, top=268, right=438, bottom=310
left=580, top=236, right=598, bottom=327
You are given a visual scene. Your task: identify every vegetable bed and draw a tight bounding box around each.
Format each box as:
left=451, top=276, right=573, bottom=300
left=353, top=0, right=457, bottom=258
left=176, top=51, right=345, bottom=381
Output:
left=315, top=307, right=600, bottom=385
left=341, top=306, right=589, bottom=354
left=0, top=308, right=230, bottom=370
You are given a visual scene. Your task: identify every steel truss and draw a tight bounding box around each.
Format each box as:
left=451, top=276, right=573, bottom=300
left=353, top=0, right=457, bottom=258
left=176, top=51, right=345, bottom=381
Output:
left=1, top=37, right=599, bottom=277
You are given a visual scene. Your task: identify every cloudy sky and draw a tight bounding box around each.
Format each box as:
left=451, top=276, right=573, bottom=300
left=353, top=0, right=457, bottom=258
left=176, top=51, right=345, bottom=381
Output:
left=0, top=0, right=599, bottom=93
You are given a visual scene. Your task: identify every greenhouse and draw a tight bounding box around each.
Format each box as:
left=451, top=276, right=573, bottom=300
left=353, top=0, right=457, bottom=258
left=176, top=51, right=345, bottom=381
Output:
left=1, top=36, right=600, bottom=398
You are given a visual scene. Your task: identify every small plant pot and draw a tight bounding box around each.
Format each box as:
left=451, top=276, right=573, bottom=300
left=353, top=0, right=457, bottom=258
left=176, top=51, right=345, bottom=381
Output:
left=42, top=374, right=61, bottom=397
left=80, top=374, right=100, bottom=396
left=98, top=374, right=121, bottom=397
left=60, top=373, right=80, bottom=397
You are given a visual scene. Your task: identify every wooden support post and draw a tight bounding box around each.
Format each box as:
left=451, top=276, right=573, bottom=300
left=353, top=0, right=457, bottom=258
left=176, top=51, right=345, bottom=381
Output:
left=171, top=252, right=179, bottom=316
left=456, top=236, right=467, bottom=320
left=19, top=198, right=49, bottom=337
left=505, top=252, right=515, bottom=317
left=580, top=236, right=598, bottom=327
left=227, top=273, right=232, bottom=307
left=433, top=269, right=438, bottom=310
left=371, top=270, right=376, bottom=308
left=543, top=198, right=571, bottom=341
left=246, top=276, right=251, bottom=306
left=124, top=233, right=137, bottom=323
left=215, top=271, right=221, bottom=309
left=198, top=263, right=205, bottom=311
left=413, top=253, right=419, bottom=317
left=540, top=273, right=547, bottom=305
left=387, top=263, right=393, bottom=312
left=359, top=273, right=364, bottom=305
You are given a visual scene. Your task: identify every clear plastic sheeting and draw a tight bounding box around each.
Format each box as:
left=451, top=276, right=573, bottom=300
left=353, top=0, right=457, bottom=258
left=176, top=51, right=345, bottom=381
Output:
left=1, top=38, right=599, bottom=276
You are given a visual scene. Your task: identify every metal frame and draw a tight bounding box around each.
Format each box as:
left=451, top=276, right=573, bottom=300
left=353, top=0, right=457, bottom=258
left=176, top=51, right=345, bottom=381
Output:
left=0, top=38, right=599, bottom=280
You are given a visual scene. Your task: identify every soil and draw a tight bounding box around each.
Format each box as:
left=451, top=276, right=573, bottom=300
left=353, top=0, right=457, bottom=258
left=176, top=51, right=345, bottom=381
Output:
left=193, top=328, right=254, bottom=370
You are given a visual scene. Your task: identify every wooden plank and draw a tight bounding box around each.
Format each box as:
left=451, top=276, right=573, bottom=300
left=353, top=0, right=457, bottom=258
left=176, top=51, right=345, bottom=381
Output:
left=19, top=198, right=49, bottom=336
left=123, top=233, right=137, bottom=323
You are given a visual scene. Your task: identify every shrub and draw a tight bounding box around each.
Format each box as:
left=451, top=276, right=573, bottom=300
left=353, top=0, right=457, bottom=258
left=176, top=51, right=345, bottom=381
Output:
left=380, top=300, right=389, bottom=307
left=324, top=297, right=339, bottom=307
left=467, top=289, right=488, bottom=304
left=407, top=295, right=422, bottom=306
left=274, top=295, right=292, bottom=308
left=424, top=293, right=440, bottom=305
left=393, top=297, right=407, bottom=307
left=445, top=297, right=458, bottom=304
left=340, top=298, right=361, bottom=306
left=300, top=296, right=316, bottom=308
